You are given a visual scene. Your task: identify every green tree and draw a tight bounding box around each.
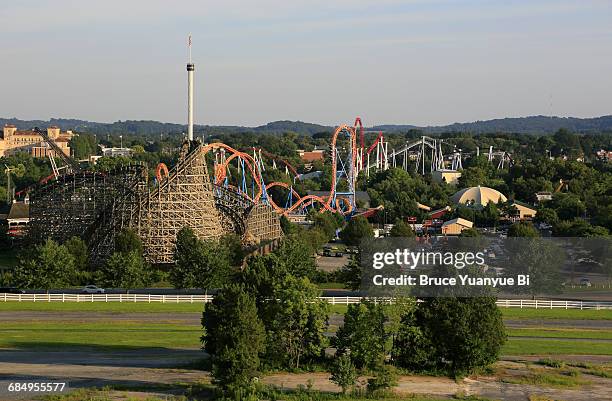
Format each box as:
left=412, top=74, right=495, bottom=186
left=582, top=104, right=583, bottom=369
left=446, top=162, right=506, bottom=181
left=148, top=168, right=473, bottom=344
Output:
left=171, top=227, right=231, bottom=289
left=333, top=300, right=387, bottom=370
left=64, top=236, right=89, bottom=271
left=202, top=284, right=265, bottom=390
left=99, top=250, right=150, bottom=289
left=220, top=233, right=245, bottom=267
left=275, top=236, right=317, bottom=279
left=480, top=201, right=500, bottom=227
left=404, top=297, right=506, bottom=376
left=330, top=354, right=357, bottom=394
left=459, top=227, right=480, bottom=237
left=534, top=208, right=558, bottom=226
left=553, top=219, right=609, bottom=237
left=69, top=133, right=98, bottom=159
left=340, top=216, right=374, bottom=246
left=337, top=258, right=362, bottom=290
left=97, top=228, right=150, bottom=289
left=389, top=219, right=415, bottom=237
left=266, top=276, right=329, bottom=369
left=550, top=193, right=586, bottom=220
left=508, top=222, right=539, bottom=238
left=115, top=228, right=143, bottom=256
left=12, top=239, right=77, bottom=289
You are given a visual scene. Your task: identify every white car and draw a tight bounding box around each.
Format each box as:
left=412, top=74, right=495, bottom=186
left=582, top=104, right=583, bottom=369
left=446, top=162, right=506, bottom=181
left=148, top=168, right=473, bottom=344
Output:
left=81, top=285, right=105, bottom=294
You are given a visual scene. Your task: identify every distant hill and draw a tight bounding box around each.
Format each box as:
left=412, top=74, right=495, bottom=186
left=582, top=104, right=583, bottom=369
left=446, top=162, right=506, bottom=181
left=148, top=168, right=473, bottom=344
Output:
left=0, top=118, right=331, bottom=137
left=1, top=115, right=611, bottom=137
left=374, top=115, right=612, bottom=134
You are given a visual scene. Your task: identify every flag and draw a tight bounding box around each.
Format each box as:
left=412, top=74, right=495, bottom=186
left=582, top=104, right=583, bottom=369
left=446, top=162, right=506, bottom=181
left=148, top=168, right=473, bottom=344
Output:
left=188, top=34, right=192, bottom=47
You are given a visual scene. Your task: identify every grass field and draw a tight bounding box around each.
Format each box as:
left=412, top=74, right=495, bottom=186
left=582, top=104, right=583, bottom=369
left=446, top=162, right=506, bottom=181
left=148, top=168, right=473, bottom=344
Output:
left=1, top=319, right=611, bottom=356
left=0, top=301, right=205, bottom=313
left=503, top=338, right=612, bottom=356
left=507, top=327, right=612, bottom=340
left=500, top=308, right=612, bottom=320
left=0, top=322, right=201, bottom=349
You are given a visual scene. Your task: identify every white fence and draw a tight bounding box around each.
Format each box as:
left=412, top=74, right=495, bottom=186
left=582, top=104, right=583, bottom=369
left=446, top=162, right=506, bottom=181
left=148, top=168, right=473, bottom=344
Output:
left=1, top=293, right=611, bottom=309
left=0, top=293, right=212, bottom=304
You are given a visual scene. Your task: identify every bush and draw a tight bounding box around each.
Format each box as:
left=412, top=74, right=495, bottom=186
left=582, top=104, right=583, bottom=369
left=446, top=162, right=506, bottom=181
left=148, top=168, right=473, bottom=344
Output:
left=329, top=354, right=357, bottom=394
left=366, top=365, right=398, bottom=394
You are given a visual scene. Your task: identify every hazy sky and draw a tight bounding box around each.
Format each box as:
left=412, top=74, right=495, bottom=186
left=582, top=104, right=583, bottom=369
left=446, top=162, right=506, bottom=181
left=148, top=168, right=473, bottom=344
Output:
left=1, top=0, right=611, bottom=127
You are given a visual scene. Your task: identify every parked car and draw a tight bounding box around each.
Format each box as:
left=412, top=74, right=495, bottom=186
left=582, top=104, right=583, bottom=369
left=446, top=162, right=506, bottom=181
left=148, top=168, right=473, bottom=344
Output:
left=0, top=287, right=25, bottom=294
left=81, top=285, right=105, bottom=294
left=579, top=278, right=592, bottom=287
left=323, top=246, right=343, bottom=257
left=345, top=247, right=359, bottom=254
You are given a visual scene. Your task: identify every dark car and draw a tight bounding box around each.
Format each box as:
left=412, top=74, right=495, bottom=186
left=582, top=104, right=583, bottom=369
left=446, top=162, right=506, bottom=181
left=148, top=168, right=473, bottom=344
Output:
left=0, top=287, right=25, bottom=294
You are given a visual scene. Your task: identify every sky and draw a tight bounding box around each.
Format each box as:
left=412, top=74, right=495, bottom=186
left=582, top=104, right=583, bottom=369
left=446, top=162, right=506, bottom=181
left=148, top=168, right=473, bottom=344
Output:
left=0, top=0, right=611, bottom=127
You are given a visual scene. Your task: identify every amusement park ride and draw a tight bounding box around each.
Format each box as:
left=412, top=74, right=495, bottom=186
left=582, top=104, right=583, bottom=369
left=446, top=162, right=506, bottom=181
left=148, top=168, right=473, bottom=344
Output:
left=186, top=116, right=513, bottom=218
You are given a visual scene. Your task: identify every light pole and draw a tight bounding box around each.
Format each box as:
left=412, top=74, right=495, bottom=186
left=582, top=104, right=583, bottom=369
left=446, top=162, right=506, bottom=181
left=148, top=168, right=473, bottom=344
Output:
left=119, top=135, right=123, bottom=149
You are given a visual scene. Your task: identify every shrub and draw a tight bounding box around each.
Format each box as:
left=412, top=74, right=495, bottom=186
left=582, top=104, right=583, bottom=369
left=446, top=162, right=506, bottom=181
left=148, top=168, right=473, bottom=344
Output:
left=329, top=354, right=357, bottom=394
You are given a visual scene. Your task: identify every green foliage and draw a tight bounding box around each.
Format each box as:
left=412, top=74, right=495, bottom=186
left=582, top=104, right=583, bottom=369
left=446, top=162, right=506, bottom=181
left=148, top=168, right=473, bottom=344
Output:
left=337, top=258, right=362, bottom=290
left=171, top=227, right=231, bottom=289
left=280, top=215, right=297, bottom=235
left=329, top=354, right=357, bottom=394
left=312, top=212, right=344, bottom=239
left=11, top=239, right=77, bottom=289
left=275, top=236, right=317, bottom=279
left=367, top=168, right=447, bottom=221
left=550, top=193, right=586, bottom=220
left=506, top=238, right=564, bottom=297
left=553, top=219, right=609, bottom=237
left=96, top=228, right=150, bottom=289
left=98, top=250, right=151, bottom=289
left=333, top=300, right=387, bottom=370
left=114, top=228, right=143, bottom=256
left=367, top=365, right=399, bottom=394
left=459, top=227, right=480, bottom=237
left=202, top=284, right=265, bottom=390
left=508, top=222, right=540, bottom=237
left=64, top=236, right=89, bottom=271
left=480, top=201, right=500, bottom=226
left=534, top=207, right=558, bottom=226
left=265, top=275, right=329, bottom=369
left=396, top=297, right=506, bottom=376
left=389, top=219, right=415, bottom=237
left=69, top=133, right=98, bottom=159
left=339, top=216, right=374, bottom=246
left=220, top=233, right=245, bottom=267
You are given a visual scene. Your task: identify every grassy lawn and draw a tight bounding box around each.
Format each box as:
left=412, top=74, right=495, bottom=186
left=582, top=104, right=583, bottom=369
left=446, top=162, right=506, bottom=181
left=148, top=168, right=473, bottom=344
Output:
left=500, top=308, right=612, bottom=320
left=0, top=322, right=202, bottom=350
left=504, top=338, right=612, bottom=355
left=0, top=301, right=205, bottom=313
left=507, top=328, right=612, bottom=340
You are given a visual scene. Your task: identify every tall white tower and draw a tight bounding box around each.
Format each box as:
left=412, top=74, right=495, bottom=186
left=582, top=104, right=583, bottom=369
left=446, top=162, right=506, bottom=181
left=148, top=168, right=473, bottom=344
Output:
left=187, top=34, right=194, bottom=141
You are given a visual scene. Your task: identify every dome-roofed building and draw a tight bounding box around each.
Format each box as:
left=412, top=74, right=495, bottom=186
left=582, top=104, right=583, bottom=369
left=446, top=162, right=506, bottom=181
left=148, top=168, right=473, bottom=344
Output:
left=451, top=185, right=507, bottom=207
